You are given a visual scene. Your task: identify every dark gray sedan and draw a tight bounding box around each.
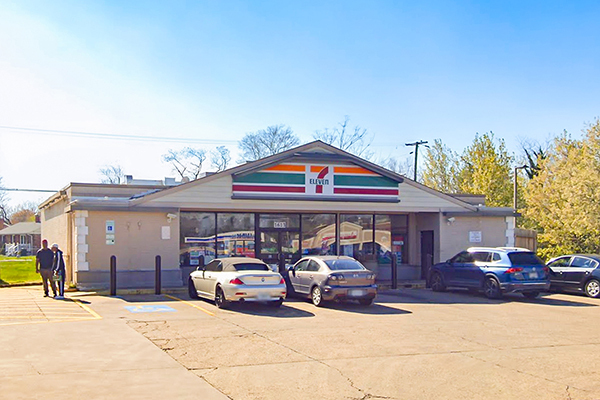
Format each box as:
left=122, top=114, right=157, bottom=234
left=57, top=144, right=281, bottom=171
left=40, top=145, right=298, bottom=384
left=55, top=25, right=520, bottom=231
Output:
left=287, top=256, right=377, bottom=306
left=546, top=254, right=600, bottom=298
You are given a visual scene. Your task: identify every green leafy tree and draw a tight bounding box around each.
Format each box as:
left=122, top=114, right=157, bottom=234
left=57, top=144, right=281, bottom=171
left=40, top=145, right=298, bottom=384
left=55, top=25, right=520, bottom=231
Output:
left=458, top=132, right=514, bottom=207
left=524, top=120, right=600, bottom=258
left=421, top=139, right=461, bottom=193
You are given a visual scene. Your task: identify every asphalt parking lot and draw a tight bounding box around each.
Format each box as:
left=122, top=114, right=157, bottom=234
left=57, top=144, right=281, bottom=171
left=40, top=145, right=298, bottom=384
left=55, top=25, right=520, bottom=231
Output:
left=2, top=286, right=600, bottom=400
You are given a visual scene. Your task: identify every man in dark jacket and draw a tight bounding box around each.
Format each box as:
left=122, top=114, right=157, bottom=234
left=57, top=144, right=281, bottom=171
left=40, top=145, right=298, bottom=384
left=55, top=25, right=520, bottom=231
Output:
left=51, top=243, right=66, bottom=299
left=36, top=239, right=56, bottom=297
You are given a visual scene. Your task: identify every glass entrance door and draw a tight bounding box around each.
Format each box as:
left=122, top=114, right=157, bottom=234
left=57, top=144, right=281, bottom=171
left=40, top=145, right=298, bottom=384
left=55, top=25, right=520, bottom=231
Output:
left=260, top=231, right=300, bottom=274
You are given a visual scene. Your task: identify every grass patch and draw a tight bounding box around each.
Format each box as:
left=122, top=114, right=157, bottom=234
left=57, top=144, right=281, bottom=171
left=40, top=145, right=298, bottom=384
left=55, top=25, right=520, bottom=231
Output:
left=0, top=256, right=40, bottom=285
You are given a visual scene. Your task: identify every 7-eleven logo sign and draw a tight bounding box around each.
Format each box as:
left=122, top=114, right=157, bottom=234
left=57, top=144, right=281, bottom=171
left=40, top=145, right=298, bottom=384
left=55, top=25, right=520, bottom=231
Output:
left=307, top=166, right=333, bottom=195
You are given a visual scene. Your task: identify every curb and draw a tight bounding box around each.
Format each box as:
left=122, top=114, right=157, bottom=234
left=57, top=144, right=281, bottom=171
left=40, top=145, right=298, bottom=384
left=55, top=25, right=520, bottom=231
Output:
left=92, top=287, right=188, bottom=296
left=378, top=281, right=427, bottom=290
left=0, top=282, right=43, bottom=288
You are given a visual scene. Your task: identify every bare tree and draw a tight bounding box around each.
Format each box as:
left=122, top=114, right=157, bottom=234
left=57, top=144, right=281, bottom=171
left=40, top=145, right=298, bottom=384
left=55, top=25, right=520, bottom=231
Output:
left=238, top=125, right=300, bottom=161
left=380, top=156, right=415, bottom=179
left=519, top=139, right=549, bottom=179
left=314, top=116, right=374, bottom=159
left=0, top=177, right=9, bottom=225
left=99, top=165, right=125, bottom=184
left=162, top=147, right=207, bottom=180
left=210, top=146, right=231, bottom=172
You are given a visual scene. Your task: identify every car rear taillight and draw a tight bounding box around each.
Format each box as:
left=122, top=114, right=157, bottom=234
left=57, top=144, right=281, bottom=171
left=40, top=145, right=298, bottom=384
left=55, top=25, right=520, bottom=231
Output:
left=543, top=266, right=549, bottom=273
left=229, top=278, right=244, bottom=285
left=504, top=267, right=523, bottom=274
left=279, top=278, right=285, bottom=285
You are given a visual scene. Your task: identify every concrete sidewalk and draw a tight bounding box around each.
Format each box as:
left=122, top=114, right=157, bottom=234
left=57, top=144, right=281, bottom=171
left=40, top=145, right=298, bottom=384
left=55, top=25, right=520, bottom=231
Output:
left=0, top=287, right=228, bottom=400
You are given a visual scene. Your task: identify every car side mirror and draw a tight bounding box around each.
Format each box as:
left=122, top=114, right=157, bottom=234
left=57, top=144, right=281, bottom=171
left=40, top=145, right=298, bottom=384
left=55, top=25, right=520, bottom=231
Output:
left=289, top=267, right=296, bottom=277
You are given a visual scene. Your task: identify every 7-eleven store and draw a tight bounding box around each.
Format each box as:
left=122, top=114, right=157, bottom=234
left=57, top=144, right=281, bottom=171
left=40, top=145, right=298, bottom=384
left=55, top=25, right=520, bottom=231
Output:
left=39, top=141, right=518, bottom=290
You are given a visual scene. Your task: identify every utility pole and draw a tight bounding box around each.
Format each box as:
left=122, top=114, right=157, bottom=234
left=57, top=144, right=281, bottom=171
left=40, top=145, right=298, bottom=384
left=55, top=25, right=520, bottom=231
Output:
left=405, top=140, right=428, bottom=181
left=513, top=165, right=528, bottom=211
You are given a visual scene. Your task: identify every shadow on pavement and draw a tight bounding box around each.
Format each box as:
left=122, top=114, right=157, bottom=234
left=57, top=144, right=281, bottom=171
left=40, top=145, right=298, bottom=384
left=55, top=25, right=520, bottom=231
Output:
left=381, top=288, right=598, bottom=307
left=322, top=301, right=411, bottom=315
left=223, top=302, right=315, bottom=318
left=286, top=296, right=411, bottom=315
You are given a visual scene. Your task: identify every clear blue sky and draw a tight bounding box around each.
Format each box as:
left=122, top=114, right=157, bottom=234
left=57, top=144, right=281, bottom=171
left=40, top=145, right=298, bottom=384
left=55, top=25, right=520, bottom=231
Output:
left=1, top=0, right=599, bottom=207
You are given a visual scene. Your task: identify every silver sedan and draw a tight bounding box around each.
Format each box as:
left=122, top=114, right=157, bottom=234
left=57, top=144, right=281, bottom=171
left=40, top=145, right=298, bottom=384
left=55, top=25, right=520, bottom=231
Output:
left=288, top=256, right=377, bottom=306
left=188, top=257, right=287, bottom=308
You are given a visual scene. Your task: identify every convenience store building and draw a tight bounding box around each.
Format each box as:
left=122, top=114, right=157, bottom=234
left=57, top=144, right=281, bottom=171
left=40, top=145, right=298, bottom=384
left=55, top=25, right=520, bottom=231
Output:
left=39, top=141, right=519, bottom=290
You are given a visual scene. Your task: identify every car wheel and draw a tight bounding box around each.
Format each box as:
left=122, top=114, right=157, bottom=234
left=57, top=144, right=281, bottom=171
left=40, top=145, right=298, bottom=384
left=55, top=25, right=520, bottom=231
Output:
left=584, top=279, right=600, bottom=298
left=522, top=291, right=540, bottom=299
left=359, top=298, right=374, bottom=306
left=214, top=286, right=230, bottom=309
left=188, top=278, right=199, bottom=299
left=484, top=276, right=502, bottom=299
left=430, top=272, right=446, bottom=292
left=269, top=298, right=283, bottom=308
left=311, top=286, right=324, bottom=307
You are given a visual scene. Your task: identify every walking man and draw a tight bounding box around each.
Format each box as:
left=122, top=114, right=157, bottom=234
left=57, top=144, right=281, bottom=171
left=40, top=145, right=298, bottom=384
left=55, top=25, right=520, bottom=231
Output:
left=36, top=239, right=56, bottom=297
left=51, top=243, right=66, bottom=299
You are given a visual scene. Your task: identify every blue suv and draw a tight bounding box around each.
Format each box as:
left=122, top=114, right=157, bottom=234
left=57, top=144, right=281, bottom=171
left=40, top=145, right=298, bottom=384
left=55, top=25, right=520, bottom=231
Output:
left=428, top=247, right=551, bottom=299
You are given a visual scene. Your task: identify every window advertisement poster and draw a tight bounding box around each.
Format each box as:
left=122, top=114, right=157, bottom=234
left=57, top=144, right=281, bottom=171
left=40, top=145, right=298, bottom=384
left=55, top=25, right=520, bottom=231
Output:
left=391, top=235, right=404, bottom=264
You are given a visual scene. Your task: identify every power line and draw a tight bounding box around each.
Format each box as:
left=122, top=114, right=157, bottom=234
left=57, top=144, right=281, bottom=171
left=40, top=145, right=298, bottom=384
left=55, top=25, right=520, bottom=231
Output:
left=0, top=125, right=238, bottom=145
left=2, top=188, right=57, bottom=193
left=405, top=140, right=428, bottom=181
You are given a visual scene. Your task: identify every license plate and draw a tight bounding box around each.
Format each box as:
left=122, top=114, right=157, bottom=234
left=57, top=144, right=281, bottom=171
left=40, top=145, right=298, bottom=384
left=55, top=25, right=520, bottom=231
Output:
left=529, top=271, right=538, bottom=279
left=348, top=289, right=365, bottom=297
left=256, top=292, right=270, bottom=300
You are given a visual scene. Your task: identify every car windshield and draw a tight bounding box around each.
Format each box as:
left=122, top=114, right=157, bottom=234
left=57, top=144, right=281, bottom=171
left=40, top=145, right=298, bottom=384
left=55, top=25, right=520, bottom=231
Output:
left=508, top=252, right=544, bottom=266
left=324, top=259, right=366, bottom=271
left=233, top=263, right=270, bottom=271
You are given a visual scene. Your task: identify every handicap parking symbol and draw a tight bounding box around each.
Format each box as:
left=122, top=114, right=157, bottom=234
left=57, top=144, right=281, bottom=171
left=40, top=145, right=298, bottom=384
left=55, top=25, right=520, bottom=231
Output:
left=124, top=305, right=176, bottom=313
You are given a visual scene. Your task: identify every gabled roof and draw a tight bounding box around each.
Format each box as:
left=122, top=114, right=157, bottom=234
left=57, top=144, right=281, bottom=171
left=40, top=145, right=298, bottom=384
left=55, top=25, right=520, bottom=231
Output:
left=131, top=140, right=477, bottom=211
left=0, top=222, right=41, bottom=236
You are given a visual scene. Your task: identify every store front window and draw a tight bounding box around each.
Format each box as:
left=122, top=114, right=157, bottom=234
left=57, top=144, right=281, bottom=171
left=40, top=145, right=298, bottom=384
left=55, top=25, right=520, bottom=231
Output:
left=180, top=212, right=216, bottom=267
left=259, top=214, right=300, bottom=229
left=180, top=212, right=409, bottom=276
left=340, top=214, right=374, bottom=258
left=217, top=213, right=255, bottom=258
left=302, top=214, right=336, bottom=255
left=389, top=214, right=408, bottom=264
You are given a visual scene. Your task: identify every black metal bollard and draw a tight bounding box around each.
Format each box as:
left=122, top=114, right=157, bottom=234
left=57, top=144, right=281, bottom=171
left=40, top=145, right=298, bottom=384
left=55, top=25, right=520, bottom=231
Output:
left=391, top=253, right=398, bottom=289
left=155, top=255, right=162, bottom=295
left=110, top=255, right=117, bottom=296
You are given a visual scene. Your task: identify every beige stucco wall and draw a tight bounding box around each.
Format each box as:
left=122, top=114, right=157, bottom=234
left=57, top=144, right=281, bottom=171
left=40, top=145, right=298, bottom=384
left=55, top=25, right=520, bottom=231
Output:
left=439, top=216, right=508, bottom=261
left=85, top=210, right=179, bottom=272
